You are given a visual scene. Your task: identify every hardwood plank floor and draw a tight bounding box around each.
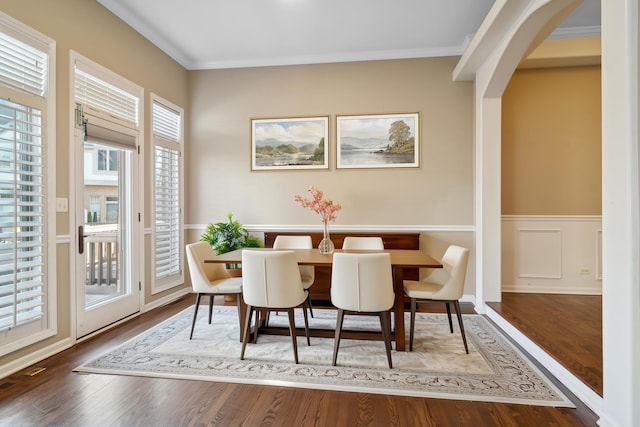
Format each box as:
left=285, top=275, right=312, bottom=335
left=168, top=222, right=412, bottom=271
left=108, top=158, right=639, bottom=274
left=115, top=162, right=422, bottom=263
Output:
left=486, top=293, right=603, bottom=396
left=0, top=295, right=599, bottom=426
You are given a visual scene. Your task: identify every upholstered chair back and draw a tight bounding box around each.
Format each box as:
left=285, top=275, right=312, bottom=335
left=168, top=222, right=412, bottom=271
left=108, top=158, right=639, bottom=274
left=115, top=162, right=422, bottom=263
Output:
left=273, top=235, right=314, bottom=283
left=241, top=250, right=305, bottom=309
left=331, top=252, right=394, bottom=312
left=186, top=242, right=232, bottom=293
left=342, top=236, right=385, bottom=250
left=427, top=245, right=470, bottom=301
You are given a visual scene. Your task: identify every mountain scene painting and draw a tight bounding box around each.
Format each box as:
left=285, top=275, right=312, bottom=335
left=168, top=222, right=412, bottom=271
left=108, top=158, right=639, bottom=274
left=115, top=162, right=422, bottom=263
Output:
left=252, top=117, right=329, bottom=170
left=337, top=113, right=419, bottom=168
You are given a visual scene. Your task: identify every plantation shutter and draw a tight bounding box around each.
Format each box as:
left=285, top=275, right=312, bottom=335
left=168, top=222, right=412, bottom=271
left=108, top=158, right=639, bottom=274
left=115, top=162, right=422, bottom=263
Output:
left=74, top=68, right=138, bottom=126
left=0, top=98, right=44, bottom=331
left=0, top=31, right=47, bottom=97
left=152, top=99, right=182, bottom=287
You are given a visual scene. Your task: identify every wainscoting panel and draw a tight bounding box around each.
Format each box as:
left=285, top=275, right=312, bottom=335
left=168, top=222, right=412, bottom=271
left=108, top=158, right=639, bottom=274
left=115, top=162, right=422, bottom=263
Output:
left=502, top=216, right=602, bottom=294
left=517, top=229, right=562, bottom=279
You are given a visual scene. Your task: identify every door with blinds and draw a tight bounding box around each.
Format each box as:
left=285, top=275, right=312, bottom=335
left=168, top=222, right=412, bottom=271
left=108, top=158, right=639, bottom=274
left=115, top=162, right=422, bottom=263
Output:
left=75, top=110, right=140, bottom=337
left=72, top=56, right=142, bottom=338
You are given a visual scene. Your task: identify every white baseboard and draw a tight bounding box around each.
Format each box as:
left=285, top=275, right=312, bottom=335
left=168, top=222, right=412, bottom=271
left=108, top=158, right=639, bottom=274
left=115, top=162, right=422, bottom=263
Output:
left=0, top=337, right=75, bottom=380
left=502, top=286, right=602, bottom=295
left=143, top=287, right=191, bottom=313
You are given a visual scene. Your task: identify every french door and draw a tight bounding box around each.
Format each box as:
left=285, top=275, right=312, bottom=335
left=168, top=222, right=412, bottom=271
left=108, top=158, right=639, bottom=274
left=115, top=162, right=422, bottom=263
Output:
left=75, top=109, right=140, bottom=337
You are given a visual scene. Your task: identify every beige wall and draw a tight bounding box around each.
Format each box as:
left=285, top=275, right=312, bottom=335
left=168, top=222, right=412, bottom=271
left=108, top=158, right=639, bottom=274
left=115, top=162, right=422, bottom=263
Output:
left=0, top=0, right=189, bottom=364
left=188, top=57, right=474, bottom=227
left=502, top=65, right=602, bottom=215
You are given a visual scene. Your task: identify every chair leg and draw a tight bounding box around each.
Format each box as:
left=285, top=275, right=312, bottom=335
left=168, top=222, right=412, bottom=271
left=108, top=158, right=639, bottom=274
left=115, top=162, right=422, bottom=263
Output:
left=301, top=300, right=311, bottom=346
left=240, top=305, right=254, bottom=360
left=190, top=293, right=202, bottom=339
left=253, top=310, right=264, bottom=343
left=208, top=295, right=214, bottom=324
left=453, top=300, right=469, bottom=354
left=409, top=298, right=417, bottom=351
left=235, top=294, right=241, bottom=324
left=286, top=309, right=299, bottom=364
left=445, top=302, right=453, bottom=333
left=332, top=309, right=345, bottom=366
left=379, top=311, right=393, bottom=369
left=306, top=293, right=314, bottom=318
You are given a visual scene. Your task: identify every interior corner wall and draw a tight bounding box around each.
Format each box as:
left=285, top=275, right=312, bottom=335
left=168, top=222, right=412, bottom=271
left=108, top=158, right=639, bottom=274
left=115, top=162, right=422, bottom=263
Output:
left=187, top=57, right=474, bottom=228
left=501, top=65, right=602, bottom=215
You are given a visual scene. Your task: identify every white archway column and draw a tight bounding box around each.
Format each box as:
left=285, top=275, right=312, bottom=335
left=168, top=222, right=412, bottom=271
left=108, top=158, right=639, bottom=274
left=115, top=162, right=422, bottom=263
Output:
left=473, top=94, right=502, bottom=310
left=455, top=0, right=584, bottom=309
left=600, top=1, right=640, bottom=426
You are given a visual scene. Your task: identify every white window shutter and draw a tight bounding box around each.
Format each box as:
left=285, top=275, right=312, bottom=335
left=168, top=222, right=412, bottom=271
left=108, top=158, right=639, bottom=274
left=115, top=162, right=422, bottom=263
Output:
left=151, top=97, right=183, bottom=289
left=0, top=31, right=47, bottom=96
left=0, top=98, right=45, bottom=331
left=74, top=68, right=138, bottom=126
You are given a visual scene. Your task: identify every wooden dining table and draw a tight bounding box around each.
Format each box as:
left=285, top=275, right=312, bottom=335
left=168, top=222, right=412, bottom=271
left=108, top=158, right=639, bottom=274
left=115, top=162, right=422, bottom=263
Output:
left=206, top=247, right=442, bottom=351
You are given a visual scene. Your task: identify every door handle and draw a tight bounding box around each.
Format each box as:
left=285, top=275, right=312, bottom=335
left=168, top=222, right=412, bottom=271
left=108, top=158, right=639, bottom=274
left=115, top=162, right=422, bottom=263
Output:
left=79, top=225, right=85, bottom=254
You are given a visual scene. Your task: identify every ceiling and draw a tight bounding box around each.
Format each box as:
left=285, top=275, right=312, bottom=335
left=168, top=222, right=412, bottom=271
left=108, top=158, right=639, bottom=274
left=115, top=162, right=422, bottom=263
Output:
left=98, top=0, right=601, bottom=71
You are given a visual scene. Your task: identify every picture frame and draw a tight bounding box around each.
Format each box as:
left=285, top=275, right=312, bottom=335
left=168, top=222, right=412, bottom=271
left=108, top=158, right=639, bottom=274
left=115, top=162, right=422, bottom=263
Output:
left=251, top=116, right=329, bottom=170
left=336, top=112, right=420, bottom=169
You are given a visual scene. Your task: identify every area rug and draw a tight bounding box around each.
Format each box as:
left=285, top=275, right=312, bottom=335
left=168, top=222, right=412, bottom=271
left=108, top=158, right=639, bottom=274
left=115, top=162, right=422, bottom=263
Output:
left=74, top=306, right=574, bottom=407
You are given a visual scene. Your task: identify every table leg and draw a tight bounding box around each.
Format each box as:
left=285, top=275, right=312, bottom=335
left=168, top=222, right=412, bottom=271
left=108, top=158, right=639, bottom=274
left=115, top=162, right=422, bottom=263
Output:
left=393, top=266, right=406, bottom=351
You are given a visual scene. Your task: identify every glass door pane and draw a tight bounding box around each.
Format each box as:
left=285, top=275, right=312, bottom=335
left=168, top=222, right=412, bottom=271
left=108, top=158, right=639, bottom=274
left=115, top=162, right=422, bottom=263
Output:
left=76, top=124, right=139, bottom=338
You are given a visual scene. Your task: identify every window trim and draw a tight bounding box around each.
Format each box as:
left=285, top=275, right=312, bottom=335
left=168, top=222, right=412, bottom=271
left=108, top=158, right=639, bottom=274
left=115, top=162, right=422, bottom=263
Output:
left=0, top=12, right=57, bottom=356
left=150, top=94, right=184, bottom=294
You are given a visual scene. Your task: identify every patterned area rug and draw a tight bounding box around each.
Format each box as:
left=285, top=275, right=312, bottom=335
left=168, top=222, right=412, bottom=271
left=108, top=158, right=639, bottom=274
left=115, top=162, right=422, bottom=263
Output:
left=75, top=306, right=574, bottom=407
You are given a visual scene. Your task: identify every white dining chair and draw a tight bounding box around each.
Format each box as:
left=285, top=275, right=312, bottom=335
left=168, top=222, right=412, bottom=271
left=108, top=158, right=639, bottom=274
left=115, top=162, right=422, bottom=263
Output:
left=240, top=250, right=311, bottom=364
left=273, top=235, right=315, bottom=317
left=330, top=252, right=395, bottom=368
left=403, top=245, right=470, bottom=353
left=342, top=236, right=385, bottom=250
left=185, top=242, right=243, bottom=339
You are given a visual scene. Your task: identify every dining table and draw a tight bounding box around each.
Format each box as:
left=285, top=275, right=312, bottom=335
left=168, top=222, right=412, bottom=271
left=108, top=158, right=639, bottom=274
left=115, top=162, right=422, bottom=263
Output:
left=206, top=247, right=442, bottom=351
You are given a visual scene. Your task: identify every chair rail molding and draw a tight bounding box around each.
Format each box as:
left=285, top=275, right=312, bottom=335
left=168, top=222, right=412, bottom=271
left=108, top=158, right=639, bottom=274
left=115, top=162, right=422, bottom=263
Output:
left=186, top=224, right=475, bottom=233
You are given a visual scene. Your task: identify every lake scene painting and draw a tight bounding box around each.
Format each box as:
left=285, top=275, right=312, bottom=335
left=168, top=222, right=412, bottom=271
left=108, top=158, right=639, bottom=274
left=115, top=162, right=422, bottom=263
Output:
left=336, top=113, right=419, bottom=169
left=251, top=116, right=329, bottom=170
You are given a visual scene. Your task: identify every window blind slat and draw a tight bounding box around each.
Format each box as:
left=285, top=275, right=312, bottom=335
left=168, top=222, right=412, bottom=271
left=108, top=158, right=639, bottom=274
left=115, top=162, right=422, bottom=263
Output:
left=0, top=32, right=47, bottom=96
left=152, top=101, right=181, bottom=142
left=75, top=68, right=138, bottom=125
left=0, top=98, right=45, bottom=332
left=153, top=142, right=181, bottom=280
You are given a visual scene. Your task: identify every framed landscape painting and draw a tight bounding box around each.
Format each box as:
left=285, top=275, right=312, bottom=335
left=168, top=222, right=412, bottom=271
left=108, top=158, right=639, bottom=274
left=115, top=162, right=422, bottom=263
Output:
left=336, top=113, right=420, bottom=169
left=251, top=116, right=329, bottom=170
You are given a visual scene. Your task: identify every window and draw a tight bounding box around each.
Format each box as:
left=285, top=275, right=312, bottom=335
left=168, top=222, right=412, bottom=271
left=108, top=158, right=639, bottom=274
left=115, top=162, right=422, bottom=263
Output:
left=151, top=95, right=183, bottom=293
left=0, top=13, right=55, bottom=355
left=88, top=195, right=100, bottom=223
left=97, top=149, right=118, bottom=171
left=0, top=98, right=44, bottom=330
left=105, top=196, right=118, bottom=223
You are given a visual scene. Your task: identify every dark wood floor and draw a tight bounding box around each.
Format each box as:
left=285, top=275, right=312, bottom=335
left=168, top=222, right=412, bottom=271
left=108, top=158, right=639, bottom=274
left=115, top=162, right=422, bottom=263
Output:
left=487, top=293, right=603, bottom=396
left=0, top=294, right=599, bottom=426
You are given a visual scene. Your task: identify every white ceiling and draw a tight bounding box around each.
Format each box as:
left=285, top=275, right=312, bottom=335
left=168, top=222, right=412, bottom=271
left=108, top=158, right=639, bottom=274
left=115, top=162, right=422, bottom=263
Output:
left=98, top=0, right=601, bottom=70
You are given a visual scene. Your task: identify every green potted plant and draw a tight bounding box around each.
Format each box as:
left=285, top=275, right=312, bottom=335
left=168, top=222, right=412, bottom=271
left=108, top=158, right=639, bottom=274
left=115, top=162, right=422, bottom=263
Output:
left=200, top=212, right=263, bottom=272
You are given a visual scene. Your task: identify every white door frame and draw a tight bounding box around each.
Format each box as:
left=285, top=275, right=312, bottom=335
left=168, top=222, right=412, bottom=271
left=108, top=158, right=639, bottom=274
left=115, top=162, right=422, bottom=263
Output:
left=68, top=52, right=144, bottom=340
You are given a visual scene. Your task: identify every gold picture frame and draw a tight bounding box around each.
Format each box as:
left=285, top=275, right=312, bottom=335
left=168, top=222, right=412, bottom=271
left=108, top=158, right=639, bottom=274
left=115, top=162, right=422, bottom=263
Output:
left=251, top=116, right=329, bottom=171
left=336, top=112, right=420, bottom=169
